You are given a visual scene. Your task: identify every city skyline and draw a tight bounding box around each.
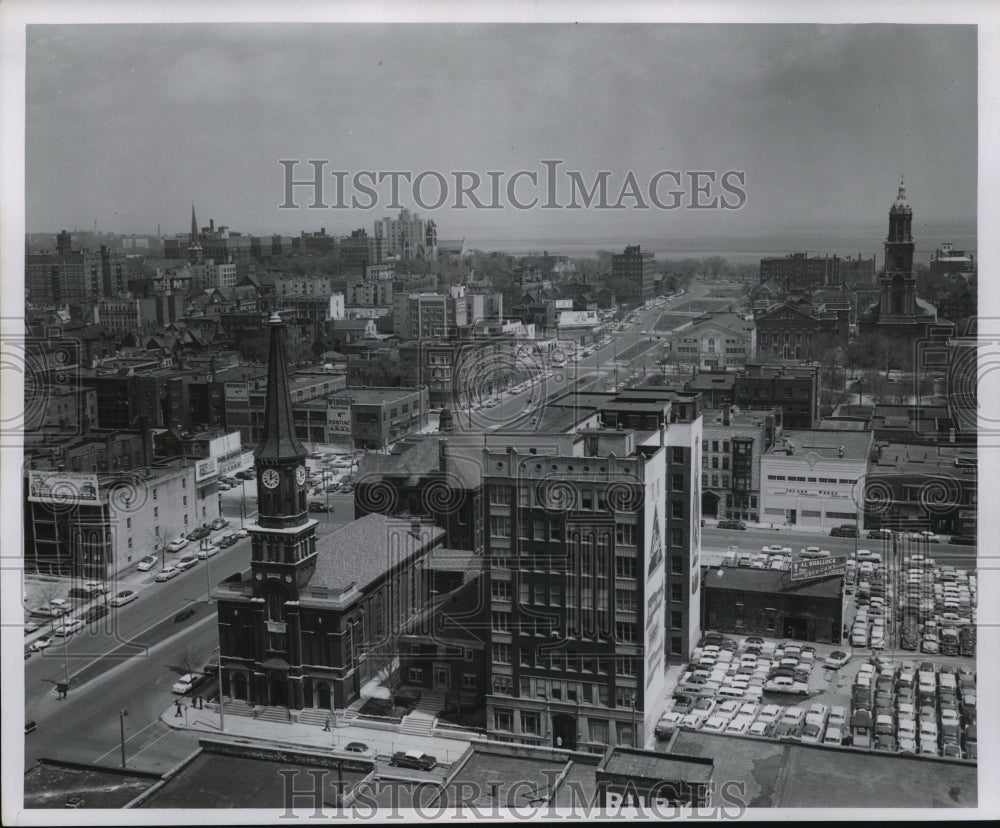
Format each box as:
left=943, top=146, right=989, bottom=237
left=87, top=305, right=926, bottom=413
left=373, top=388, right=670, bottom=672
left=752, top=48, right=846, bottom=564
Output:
left=25, top=23, right=977, bottom=241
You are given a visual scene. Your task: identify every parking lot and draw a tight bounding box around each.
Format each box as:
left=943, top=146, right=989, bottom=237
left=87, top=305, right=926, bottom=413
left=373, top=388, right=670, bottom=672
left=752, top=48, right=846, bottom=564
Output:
left=658, top=630, right=976, bottom=763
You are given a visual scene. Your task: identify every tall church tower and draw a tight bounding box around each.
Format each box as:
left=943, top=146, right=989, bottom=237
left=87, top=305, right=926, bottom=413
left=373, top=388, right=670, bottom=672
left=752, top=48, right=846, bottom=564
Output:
left=249, top=313, right=317, bottom=590
left=187, top=204, right=204, bottom=264
left=878, top=177, right=918, bottom=319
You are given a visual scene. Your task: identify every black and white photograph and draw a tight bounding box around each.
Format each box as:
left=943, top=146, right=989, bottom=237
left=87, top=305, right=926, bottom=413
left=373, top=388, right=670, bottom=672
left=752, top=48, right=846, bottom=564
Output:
left=2, top=0, right=996, bottom=821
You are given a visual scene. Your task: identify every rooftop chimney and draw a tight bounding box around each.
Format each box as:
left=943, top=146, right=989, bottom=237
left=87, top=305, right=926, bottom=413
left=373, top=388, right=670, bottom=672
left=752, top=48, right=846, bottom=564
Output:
left=723, top=406, right=731, bottom=426
left=439, top=438, right=449, bottom=473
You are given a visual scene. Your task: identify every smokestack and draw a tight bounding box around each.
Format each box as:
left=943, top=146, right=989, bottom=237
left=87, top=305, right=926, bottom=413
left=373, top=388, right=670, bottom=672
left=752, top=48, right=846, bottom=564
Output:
left=723, top=406, right=731, bottom=426
left=209, top=218, right=215, bottom=233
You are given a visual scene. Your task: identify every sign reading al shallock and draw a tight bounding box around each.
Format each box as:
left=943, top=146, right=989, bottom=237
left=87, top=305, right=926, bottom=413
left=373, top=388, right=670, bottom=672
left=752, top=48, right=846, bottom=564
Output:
left=789, top=555, right=847, bottom=582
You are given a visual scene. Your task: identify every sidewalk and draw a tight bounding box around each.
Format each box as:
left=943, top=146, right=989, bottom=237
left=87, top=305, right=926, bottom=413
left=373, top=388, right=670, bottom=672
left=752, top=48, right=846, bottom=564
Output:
left=159, top=702, right=476, bottom=766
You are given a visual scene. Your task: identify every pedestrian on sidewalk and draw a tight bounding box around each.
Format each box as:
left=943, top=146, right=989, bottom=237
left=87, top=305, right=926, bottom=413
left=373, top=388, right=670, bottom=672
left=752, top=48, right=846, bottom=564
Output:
left=324, top=715, right=332, bottom=731
left=174, top=700, right=183, bottom=718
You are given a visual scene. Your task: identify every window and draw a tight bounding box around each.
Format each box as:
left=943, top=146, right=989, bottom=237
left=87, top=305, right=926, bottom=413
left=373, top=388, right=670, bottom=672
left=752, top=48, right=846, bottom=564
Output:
left=671, top=500, right=684, bottom=519
left=462, top=673, right=477, bottom=689
left=490, top=516, right=510, bottom=538
left=711, top=475, right=719, bottom=488
left=550, top=585, right=562, bottom=605
left=702, top=473, right=708, bottom=487
left=127, top=538, right=133, bottom=549
left=492, top=611, right=510, bottom=631
left=494, top=709, right=514, bottom=731
left=182, top=496, right=188, bottom=507
left=581, top=490, right=593, bottom=510
left=490, top=485, right=512, bottom=505
left=521, top=711, right=541, bottom=736
left=534, top=585, right=546, bottom=604
left=589, top=719, right=609, bottom=744
left=615, top=524, right=637, bottom=546
left=153, top=488, right=158, bottom=501
left=493, top=643, right=511, bottom=664
left=615, top=687, right=637, bottom=708
left=491, top=581, right=511, bottom=600
left=723, top=441, right=730, bottom=453
left=671, top=474, right=684, bottom=491
left=616, top=656, right=636, bottom=676
left=615, top=588, right=637, bottom=612
left=671, top=447, right=685, bottom=464
left=671, top=555, right=683, bottom=575
left=670, top=636, right=683, bottom=655
left=671, top=610, right=684, bottom=629
left=153, top=507, right=159, bottom=519
left=493, top=677, right=513, bottom=696
left=126, top=517, right=131, bottom=529
left=711, top=457, right=719, bottom=470
left=533, top=519, right=546, bottom=540
left=409, top=668, right=424, bottom=682
left=615, top=557, right=637, bottom=579
left=722, top=457, right=729, bottom=470
left=615, top=622, right=637, bottom=643
left=671, top=582, right=683, bottom=602
left=722, top=474, right=730, bottom=488
left=520, top=647, right=531, bottom=665
left=711, top=440, right=719, bottom=452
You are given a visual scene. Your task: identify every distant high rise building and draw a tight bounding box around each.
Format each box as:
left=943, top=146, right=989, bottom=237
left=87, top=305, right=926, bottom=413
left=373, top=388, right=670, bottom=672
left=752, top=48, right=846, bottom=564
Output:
left=611, top=245, right=656, bottom=303
left=375, top=208, right=429, bottom=259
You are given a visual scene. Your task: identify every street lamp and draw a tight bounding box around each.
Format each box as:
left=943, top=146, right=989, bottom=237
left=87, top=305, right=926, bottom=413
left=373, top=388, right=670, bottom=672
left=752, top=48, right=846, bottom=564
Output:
left=119, top=708, right=128, bottom=767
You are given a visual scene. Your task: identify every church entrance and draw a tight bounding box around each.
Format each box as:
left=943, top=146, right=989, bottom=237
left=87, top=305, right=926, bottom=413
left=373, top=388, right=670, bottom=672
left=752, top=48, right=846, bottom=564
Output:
left=268, top=674, right=287, bottom=707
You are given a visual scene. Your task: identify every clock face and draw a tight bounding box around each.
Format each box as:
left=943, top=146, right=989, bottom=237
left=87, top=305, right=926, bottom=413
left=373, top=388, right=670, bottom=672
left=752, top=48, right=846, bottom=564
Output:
left=296, top=466, right=307, bottom=486
left=261, top=468, right=280, bottom=489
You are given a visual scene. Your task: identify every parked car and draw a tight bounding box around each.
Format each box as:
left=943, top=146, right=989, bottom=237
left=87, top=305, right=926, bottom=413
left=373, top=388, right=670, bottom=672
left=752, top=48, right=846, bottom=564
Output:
left=29, top=637, right=53, bottom=652
left=137, top=555, right=158, bottom=572
left=196, top=543, right=219, bottom=560
left=867, top=528, right=893, bottom=539
left=389, top=750, right=437, bottom=771
left=25, top=720, right=37, bottom=734
left=775, top=707, right=806, bottom=740
left=174, top=607, right=197, bottom=623
left=343, top=742, right=371, bottom=755
left=830, top=524, right=857, bottom=537
left=210, top=517, right=229, bottom=530
left=171, top=673, right=202, bottom=694
left=54, top=618, right=85, bottom=637
left=824, top=650, right=851, bottom=669
left=109, top=589, right=138, bottom=606
left=166, top=536, right=189, bottom=553
left=308, top=502, right=332, bottom=512
left=717, top=519, right=746, bottom=530
left=188, top=525, right=212, bottom=541
left=154, top=566, right=180, bottom=582
left=176, top=555, right=199, bottom=571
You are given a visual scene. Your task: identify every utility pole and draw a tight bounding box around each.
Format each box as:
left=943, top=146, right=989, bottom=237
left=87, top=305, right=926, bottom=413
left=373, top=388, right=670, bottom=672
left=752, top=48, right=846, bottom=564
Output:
left=119, top=708, right=128, bottom=767
left=215, top=646, right=225, bottom=732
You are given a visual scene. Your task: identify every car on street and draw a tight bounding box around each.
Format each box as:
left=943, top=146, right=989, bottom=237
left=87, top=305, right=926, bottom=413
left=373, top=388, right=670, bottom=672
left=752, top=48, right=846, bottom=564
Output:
left=196, top=543, right=219, bottom=559
left=215, top=532, right=238, bottom=548
left=29, top=637, right=53, bottom=652
left=389, top=750, right=437, bottom=771
left=54, top=618, right=85, bottom=637
left=171, top=673, right=202, bottom=694
left=154, top=566, right=180, bottom=582
left=824, top=650, right=851, bottom=669
left=867, top=528, right=893, bottom=539
left=830, top=524, right=857, bottom=537
left=174, top=607, right=197, bottom=623
left=717, top=519, right=746, bottom=530
left=167, top=536, right=189, bottom=553
left=210, top=517, right=230, bottom=530
left=82, top=605, right=109, bottom=623
left=176, top=555, right=199, bottom=571
left=308, top=502, right=332, bottom=512
left=137, top=555, right=158, bottom=572
left=186, top=526, right=212, bottom=541
left=343, top=742, right=370, bottom=755
left=109, top=589, right=138, bottom=606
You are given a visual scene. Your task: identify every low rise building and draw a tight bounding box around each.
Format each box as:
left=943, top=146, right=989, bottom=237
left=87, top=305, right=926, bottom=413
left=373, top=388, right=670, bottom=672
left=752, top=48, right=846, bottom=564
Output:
left=759, top=429, right=873, bottom=529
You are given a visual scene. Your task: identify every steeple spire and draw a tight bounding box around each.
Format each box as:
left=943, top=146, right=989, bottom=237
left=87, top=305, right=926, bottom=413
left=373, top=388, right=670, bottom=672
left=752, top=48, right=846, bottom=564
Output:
left=255, top=313, right=307, bottom=461
left=190, top=204, right=198, bottom=243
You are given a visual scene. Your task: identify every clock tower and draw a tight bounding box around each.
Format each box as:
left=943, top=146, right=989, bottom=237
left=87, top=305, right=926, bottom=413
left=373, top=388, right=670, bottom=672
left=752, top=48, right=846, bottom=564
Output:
left=249, top=313, right=318, bottom=594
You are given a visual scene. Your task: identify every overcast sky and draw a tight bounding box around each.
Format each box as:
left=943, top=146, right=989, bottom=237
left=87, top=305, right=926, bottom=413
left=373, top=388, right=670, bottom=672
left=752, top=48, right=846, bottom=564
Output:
left=25, top=23, right=977, bottom=247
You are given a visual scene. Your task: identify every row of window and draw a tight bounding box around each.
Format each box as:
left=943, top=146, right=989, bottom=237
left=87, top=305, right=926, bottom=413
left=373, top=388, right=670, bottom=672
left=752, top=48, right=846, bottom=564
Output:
left=703, top=456, right=730, bottom=470
left=767, top=475, right=856, bottom=484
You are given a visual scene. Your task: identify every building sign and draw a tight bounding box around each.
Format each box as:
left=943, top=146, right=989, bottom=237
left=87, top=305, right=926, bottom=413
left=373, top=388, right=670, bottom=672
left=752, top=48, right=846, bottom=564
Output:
left=225, top=381, right=249, bottom=400
left=642, top=460, right=667, bottom=750
left=789, top=555, right=847, bottom=582
left=195, top=456, right=219, bottom=482
left=328, top=396, right=354, bottom=434
left=27, top=471, right=101, bottom=505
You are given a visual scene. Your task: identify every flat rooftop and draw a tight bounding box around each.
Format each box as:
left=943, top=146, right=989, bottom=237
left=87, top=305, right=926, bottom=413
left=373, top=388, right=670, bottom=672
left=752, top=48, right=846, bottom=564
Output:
left=766, top=429, right=872, bottom=461
left=871, top=443, right=977, bottom=476
left=599, top=748, right=713, bottom=782
left=703, top=565, right=843, bottom=599
left=667, top=732, right=976, bottom=808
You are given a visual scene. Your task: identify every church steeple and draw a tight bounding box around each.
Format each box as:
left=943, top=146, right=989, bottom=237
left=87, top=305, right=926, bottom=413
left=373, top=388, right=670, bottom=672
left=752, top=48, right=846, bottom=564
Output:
left=254, top=313, right=309, bottom=531
left=187, top=204, right=203, bottom=263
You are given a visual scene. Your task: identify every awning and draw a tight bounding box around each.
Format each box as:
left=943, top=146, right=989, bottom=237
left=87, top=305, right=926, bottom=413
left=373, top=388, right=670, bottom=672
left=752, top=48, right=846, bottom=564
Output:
left=359, top=678, right=391, bottom=701
left=262, top=657, right=290, bottom=671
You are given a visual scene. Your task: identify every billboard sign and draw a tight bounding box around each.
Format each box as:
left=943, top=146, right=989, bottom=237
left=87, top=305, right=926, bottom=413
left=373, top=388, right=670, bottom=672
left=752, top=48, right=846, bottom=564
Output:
left=195, top=456, right=219, bottom=482
left=641, top=449, right=667, bottom=749
left=27, top=471, right=101, bottom=505
left=224, top=381, right=249, bottom=401
left=789, top=555, right=847, bottom=582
